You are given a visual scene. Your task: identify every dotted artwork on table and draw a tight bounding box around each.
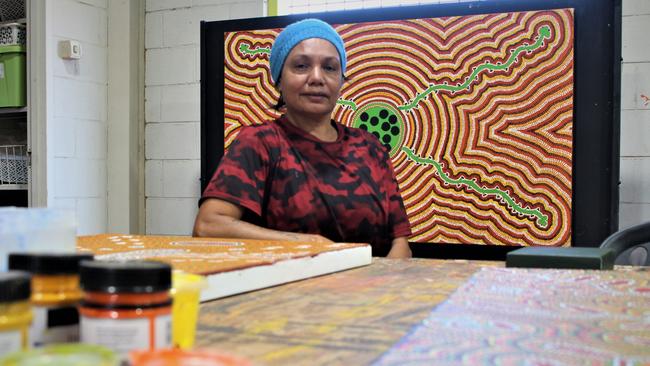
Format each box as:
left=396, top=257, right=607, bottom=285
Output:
left=77, top=235, right=367, bottom=275
left=373, top=266, right=650, bottom=365
left=223, top=9, right=574, bottom=246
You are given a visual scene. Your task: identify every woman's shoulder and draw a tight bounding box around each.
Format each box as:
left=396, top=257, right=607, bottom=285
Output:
left=338, top=123, right=392, bottom=163
left=235, top=120, right=284, bottom=141
left=339, top=123, right=386, bottom=147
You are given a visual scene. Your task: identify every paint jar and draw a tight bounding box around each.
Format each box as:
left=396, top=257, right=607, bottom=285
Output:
left=170, top=270, right=207, bottom=349
left=8, top=253, right=93, bottom=347
left=129, top=348, right=251, bottom=366
left=79, top=260, right=172, bottom=357
left=0, top=343, right=117, bottom=366
left=0, top=271, right=32, bottom=355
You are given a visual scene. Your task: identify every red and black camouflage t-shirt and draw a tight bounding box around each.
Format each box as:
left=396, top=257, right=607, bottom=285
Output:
left=201, top=116, right=412, bottom=256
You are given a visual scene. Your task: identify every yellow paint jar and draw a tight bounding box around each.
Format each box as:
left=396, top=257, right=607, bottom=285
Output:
left=171, top=271, right=207, bottom=349
left=0, top=271, right=32, bottom=355
left=8, top=253, right=94, bottom=347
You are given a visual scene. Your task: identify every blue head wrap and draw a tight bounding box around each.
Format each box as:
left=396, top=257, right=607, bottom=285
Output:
left=270, top=18, right=346, bottom=84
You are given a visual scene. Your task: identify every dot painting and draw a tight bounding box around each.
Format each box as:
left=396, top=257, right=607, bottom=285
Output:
left=223, top=9, right=574, bottom=246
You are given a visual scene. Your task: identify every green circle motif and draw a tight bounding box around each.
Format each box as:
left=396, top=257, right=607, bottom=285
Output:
left=352, top=102, right=404, bottom=157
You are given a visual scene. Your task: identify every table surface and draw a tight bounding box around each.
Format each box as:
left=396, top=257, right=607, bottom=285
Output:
left=195, top=258, right=501, bottom=365
left=195, top=258, right=650, bottom=365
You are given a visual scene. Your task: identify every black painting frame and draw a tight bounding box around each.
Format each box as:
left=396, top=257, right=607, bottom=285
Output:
left=200, top=0, right=621, bottom=260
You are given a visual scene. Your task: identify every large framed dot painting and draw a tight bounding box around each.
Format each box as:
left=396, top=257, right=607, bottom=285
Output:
left=201, top=0, right=620, bottom=259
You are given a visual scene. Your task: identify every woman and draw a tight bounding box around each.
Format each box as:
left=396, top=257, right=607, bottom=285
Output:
left=194, top=18, right=412, bottom=258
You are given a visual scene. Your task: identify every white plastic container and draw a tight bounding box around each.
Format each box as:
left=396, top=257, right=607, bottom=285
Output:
left=0, top=208, right=77, bottom=271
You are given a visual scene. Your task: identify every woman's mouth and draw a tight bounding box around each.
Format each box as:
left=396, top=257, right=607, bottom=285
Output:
left=303, top=93, right=328, bottom=101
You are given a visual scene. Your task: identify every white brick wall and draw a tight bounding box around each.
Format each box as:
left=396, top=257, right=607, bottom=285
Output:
left=50, top=0, right=109, bottom=235
left=144, top=0, right=264, bottom=235
left=620, top=0, right=650, bottom=229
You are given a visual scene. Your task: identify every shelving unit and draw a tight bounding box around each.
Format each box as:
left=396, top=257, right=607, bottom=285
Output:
left=0, top=0, right=27, bottom=206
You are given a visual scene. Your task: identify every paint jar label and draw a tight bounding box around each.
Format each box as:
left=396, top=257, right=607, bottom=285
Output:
left=80, top=314, right=171, bottom=356
left=30, top=305, right=80, bottom=347
left=0, top=329, right=23, bottom=355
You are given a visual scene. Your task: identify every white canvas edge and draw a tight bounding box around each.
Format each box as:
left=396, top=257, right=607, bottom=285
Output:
left=199, top=245, right=372, bottom=302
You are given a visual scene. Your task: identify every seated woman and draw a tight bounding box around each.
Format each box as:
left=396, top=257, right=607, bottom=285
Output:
left=194, top=18, right=412, bottom=258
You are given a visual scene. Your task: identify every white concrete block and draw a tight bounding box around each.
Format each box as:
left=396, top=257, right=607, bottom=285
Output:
left=145, top=86, right=162, bottom=122
left=52, top=198, right=77, bottom=213
left=161, top=83, right=200, bottom=122
left=53, top=39, right=108, bottom=83
left=54, top=77, right=107, bottom=122
left=54, top=157, right=106, bottom=198
left=78, top=0, right=107, bottom=9
left=622, top=15, right=650, bottom=63
left=77, top=159, right=107, bottom=198
left=77, top=197, right=108, bottom=235
left=53, top=117, right=76, bottom=158
left=163, top=159, right=201, bottom=197
left=146, top=0, right=191, bottom=12
left=229, top=1, right=263, bottom=19
left=145, top=46, right=197, bottom=85
left=192, top=4, right=230, bottom=23
left=146, top=198, right=198, bottom=235
left=620, top=109, right=650, bottom=156
left=53, top=157, right=79, bottom=198
left=146, top=11, right=164, bottom=49
left=621, top=62, right=650, bottom=110
left=620, top=157, right=650, bottom=203
left=619, top=202, right=650, bottom=229
left=623, top=0, right=650, bottom=16
left=76, top=120, right=107, bottom=159
left=145, top=160, right=164, bottom=197
left=164, top=8, right=198, bottom=46
left=53, top=0, right=107, bottom=46
left=145, top=122, right=200, bottom=159
left=192, top=0, right=234, bottom=7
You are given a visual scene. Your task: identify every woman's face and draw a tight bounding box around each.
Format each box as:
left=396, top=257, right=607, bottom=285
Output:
left=278, top=38, right=344, bottom=119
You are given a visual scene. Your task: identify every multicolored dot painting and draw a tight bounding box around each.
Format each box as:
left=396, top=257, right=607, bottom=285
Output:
left=224, top=9, right=574, bottom=246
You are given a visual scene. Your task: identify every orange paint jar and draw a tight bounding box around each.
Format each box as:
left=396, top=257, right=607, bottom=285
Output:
left=79, top=260, right=172, bottom=357
left=8, top=253, right=93, bottom=347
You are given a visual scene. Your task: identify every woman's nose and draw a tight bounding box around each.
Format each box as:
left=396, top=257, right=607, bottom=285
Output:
left=308, top=66, right=325, bottom=84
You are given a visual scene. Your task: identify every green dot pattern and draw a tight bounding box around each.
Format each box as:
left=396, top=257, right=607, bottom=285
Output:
left=353, top=102, right=404, bottom=157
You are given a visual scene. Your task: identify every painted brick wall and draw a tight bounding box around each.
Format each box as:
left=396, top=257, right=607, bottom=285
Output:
left=50, top=0, right=108, bottom=234
left=144, top=0, right=264, bottom=234
left=620, top=0, right=650, bottom=229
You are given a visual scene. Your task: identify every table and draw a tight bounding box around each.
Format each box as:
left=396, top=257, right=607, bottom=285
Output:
left=195, top=258, right=650, bottom=365
left=195, top=258, right=500, bottom=364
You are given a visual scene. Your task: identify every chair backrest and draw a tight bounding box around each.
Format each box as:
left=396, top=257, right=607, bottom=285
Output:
left=600, top=221, right=650, bottom=266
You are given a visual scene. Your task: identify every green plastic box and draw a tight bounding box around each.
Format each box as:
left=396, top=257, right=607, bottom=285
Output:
left=0, top=44, right=26, bottom=108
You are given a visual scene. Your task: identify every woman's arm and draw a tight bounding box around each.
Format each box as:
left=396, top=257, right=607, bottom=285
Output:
left=193, top=198, right=333, bottom=244
left=386, top=237, right=412, bottom=259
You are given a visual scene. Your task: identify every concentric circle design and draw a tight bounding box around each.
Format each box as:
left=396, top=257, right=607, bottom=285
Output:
left=223, top=9, right=575, bottom=247
left=353, top=102, right=404, bottom=156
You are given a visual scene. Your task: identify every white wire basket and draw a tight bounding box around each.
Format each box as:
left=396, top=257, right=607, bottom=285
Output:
left=0, top=144, right=27, bottom=185
left=0, top=22, right=25, bottom=45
